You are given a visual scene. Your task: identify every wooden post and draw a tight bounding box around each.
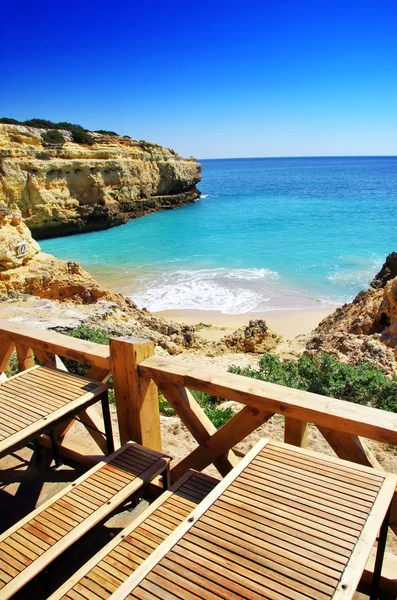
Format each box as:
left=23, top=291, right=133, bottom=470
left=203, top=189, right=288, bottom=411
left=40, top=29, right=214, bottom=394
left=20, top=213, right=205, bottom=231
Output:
left=110, top=337, right=162, bottom=452
left=284, top=417, right=308, bottom=447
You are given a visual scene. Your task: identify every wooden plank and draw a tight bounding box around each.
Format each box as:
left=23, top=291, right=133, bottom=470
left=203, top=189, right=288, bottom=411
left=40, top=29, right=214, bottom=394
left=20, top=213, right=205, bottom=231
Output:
left=284, top=417, right=308, bottom=447
left=332, top=473, right=397, bottom=598
left=108, top=438, right=270, bottom=600
left=0, top=442, right=169, bottom=599
left=0, top=320, right=110, bottom=369
left=159, top=383, right=238, bottom=479
left=0, top=384, right=108, bottom=457
left=139, top=355, right=397, bottom=445
left=170, top=404, right=273, bottom=480
left=110, top=338, right=162, bottom=451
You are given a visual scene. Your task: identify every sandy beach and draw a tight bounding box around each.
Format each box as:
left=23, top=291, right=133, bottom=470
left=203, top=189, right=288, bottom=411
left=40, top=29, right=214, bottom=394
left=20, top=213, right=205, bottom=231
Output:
left=156, top=307, right=338, bottom=341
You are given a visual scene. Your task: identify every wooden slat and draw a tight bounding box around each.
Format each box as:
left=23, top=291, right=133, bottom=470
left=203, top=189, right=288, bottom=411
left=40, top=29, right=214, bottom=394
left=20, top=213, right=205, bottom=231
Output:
left=110, top=439, right=395, bottom=600
left=139, top=355, right=397, bottom=445
left=0, top=366, right=109, bottom=457
left=49, top=470, right=220, bottom=599
left=0, top=442, right=170, bottom=600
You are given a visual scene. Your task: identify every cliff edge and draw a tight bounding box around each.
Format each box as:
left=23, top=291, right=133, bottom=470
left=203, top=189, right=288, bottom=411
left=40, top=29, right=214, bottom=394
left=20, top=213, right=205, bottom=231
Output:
left=0, top=124, right=201, bottom=238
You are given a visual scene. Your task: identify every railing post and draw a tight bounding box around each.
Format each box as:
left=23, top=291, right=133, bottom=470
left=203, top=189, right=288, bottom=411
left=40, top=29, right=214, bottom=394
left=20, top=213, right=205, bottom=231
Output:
left=110, top=337, right=162, bottom=452
left=284, top=417, right=308, bottom=447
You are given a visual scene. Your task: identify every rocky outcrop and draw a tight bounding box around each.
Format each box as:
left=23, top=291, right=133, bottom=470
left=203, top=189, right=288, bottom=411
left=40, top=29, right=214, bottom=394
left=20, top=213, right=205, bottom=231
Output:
left=0, top=124, right=201, bottom=238
left=371, top=252, right=397, bottom=289
left=0, top=206, right=40, bottom=271
left=306, top=253, right=397, bottom=374
left=220, top=319, right=281, bottom=354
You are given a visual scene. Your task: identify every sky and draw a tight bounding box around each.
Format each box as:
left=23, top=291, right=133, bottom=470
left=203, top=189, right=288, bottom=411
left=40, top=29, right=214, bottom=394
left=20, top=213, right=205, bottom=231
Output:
left=1, top=0, right=397, bottom=158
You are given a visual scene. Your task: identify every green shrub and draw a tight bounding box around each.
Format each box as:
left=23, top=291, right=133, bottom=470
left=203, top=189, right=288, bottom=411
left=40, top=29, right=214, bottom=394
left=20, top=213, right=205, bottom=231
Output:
left=229, top=353, right=397, bottom=412
left=63, top=325, right=114, bottom=401
left=95, top=129, right=119, bottom=136
left=0, top=117, right=20, bottom=124
left=190, top=390, right=234, bottom=428
left=71, top=129, right=95, bottom=145
left=41, top=130, right=65, bottom=146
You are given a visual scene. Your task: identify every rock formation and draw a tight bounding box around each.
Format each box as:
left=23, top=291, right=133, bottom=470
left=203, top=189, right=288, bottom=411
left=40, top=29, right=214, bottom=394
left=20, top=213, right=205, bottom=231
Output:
left=306, top=253, right=397, bottom=374
left=0, top=124, right=201, bottom=238
left=0, top=206, right=40, bottom=272
left=220, top=319, right=281, bottom=354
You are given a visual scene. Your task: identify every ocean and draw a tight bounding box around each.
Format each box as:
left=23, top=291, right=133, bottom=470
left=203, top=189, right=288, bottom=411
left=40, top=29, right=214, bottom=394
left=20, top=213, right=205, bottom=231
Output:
left=40, top=156, right=397, bottom=315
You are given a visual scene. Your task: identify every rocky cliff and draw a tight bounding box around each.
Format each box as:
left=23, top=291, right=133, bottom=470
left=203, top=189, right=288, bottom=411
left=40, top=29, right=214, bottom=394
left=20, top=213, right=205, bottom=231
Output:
left=306, top=253, right=397, bottom=374
left=0, top=124, right=201, bottom=238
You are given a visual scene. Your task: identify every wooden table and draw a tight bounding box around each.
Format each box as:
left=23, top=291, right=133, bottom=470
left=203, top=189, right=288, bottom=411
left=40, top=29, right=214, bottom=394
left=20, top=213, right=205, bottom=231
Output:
left=0, top=365, right=113, bottom=466
left=110, top=438, right=397, bottom=600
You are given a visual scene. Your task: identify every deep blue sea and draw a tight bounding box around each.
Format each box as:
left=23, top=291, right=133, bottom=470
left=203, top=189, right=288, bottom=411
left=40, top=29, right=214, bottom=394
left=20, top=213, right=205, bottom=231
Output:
left=40, top=156, right=397, bottom=314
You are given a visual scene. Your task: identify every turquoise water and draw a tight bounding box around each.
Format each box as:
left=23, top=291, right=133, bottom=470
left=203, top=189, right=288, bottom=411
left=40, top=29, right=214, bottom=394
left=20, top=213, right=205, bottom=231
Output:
left=41, top=156, right=397, bottom=314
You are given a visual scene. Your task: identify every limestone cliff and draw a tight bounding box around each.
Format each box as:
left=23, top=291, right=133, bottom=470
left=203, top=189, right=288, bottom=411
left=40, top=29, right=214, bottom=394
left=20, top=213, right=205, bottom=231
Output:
left=0, top=124, right=201, bottom=238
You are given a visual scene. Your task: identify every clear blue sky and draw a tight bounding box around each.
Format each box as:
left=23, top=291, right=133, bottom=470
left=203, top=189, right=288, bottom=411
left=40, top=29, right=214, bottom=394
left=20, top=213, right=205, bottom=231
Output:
left=1, top=0, right=397, bottom=158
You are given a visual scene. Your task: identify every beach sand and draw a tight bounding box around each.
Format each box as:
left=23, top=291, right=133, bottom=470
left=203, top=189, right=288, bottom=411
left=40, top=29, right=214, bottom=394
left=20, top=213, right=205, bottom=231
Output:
left=156, top=307, right=337, bottom=341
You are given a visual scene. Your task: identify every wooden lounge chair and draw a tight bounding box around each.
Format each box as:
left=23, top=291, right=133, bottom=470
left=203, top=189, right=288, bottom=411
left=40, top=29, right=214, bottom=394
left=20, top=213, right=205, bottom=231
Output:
left=49, top=469, right=220, bottom=599
left=0, top=442, right=170, bottom=599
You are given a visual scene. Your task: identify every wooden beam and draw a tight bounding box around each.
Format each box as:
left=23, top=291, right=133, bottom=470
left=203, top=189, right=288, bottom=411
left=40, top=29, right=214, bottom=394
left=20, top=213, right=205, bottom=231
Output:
left=110, top=337, right=162, bottom=452
left=86, top=365, right=112, bottom=383
left=15, top=343, right=35, bottom=371
left=139, top=355, right=397, bottom=445
left=159, top=383, right=238, bottom=478
left=317, top=426, right=382, bottom=468
left=284, top=417, right=308, bottom=447
left=170, top=405, right=273, bottom=480
left=0, top=339, right=15, bottom=374
left=0, top=320, right=110, bottom=369
left=34, top=349, right=68, bottom=371
left=75, top=405, right=109, bottom=453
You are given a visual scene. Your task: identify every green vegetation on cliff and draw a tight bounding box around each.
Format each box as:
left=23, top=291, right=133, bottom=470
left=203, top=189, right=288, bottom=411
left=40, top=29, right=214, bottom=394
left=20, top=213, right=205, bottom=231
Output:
left=0, top=117, right=119, bottom=144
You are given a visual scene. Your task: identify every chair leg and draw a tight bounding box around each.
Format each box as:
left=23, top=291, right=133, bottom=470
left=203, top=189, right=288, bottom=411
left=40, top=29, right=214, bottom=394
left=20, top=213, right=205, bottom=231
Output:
left=49, top=429, right=62, bottom=468
left=370, top=505, right=391, bottom=600
left=101, top=392, right=115, bottom=455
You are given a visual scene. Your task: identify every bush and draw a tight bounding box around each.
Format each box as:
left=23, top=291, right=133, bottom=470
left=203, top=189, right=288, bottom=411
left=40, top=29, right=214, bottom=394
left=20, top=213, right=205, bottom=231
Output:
left=95, top=130, right=119, bottom=136
left=71, top=129, right=95, bottom=145
left=229, top=353, right=397, bottom=412
left=190, top=390, right=234, bottom=428
left=41, top=130, right=65, bottom=146
left=0, top=117, right=20, bottom=124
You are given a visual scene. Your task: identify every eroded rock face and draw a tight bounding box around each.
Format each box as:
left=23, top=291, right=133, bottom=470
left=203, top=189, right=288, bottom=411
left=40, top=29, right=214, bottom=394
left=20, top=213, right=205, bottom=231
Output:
left=371, top=252, right=397, bottom=289
left=0, top=206, right=40, bottom=271
left=306, top=254, right=397, bottom=373
left=0, top=125, right=201, bottom=238
left=220, top=319, right=281, bottom=354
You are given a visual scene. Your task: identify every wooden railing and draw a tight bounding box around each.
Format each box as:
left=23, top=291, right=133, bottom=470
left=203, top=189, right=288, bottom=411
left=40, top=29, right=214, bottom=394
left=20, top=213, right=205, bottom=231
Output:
left=1, top=324, right=397, bottom=592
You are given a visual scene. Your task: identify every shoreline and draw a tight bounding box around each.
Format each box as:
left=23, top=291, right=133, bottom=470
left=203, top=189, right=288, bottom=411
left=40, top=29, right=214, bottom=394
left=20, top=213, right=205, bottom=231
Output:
left=156, top=306, right=338, bottom=341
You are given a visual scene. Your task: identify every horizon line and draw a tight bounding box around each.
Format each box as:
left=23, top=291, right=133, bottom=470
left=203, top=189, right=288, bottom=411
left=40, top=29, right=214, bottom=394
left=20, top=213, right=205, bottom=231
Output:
left=198, top=154, right=397, bottom=161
